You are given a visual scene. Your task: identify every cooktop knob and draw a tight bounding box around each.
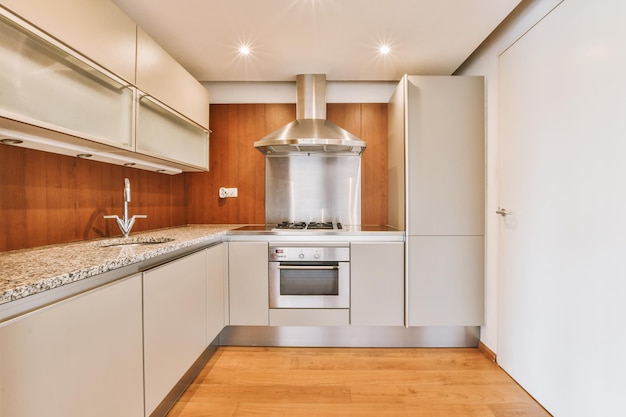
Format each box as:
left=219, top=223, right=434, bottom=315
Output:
left=314, top=252, right=320, bottom=259
left=299, top=252, right=304, bottom=259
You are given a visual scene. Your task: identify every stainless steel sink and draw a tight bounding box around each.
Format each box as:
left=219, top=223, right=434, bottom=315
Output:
left=94, top=236, right=175, bottom=247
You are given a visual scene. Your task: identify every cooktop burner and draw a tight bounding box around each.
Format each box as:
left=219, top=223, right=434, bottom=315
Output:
left=274, top=221, right=343, bottom=230
left=307, top=221, right=334, bottom=230
left=276, top=221, right=306, bottom=229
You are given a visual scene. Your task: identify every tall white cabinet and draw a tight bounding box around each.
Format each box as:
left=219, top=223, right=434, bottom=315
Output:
left=388, top=75, right=485, bottom=327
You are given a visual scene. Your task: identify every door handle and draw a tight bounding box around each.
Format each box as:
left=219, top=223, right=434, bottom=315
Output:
left=496, top=208, right=511, bottom=216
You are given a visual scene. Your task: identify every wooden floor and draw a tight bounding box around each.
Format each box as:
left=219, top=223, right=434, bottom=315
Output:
left=166, top=347, right=552, bottom=417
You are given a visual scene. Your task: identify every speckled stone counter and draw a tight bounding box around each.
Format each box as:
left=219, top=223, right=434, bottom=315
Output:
left=0, top=225, right=236, bottom=306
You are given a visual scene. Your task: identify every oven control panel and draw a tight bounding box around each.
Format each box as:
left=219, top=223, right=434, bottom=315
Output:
left=269, top=245, right=349, bottom=262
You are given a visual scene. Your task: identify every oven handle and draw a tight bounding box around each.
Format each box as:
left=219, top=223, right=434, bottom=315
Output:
left=276, top=265, right=340, bottom=270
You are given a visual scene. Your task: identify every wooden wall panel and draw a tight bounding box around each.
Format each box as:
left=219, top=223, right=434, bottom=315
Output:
left=1, top=102, right=388, bottom=252
left=0, top=145, right=187, bottom=252
left=187, top=103, right=388, bottom=226
left=186, top=104, right=295, bottom=224
left=327, top=103, right=389, bottom=226
left=360, top=103, right=389, bottom=225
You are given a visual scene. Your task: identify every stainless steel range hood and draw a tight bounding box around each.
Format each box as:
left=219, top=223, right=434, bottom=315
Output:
left=254, top=74, right=366, bottom=155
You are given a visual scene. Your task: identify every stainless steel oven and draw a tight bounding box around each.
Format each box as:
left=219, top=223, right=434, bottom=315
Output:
left=269, top=244, right=350, bottom=309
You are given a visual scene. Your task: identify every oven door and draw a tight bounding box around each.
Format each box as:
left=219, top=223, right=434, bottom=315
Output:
left=269, top=261, right=349, bottom=308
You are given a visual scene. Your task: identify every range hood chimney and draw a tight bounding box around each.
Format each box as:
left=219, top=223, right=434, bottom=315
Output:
left=254, top=74, right=366, bottom=155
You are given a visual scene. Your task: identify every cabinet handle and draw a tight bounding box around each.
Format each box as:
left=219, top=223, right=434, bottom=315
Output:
left=138, top=92, right=209, bottom=134
left=496, top=208, right=511, bottom=216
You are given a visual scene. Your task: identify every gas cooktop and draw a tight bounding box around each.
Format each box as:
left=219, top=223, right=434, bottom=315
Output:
left=274, top=221, right=343, bottom=230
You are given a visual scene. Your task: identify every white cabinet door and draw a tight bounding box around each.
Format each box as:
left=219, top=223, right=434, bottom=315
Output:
left=351, top=242, right=405, bottom=326
left=0, top=274, right=144, bottom=417
left=228, top=242, right=269, bottom=325
left=135, top=29, right=209, bottom=170
left=407, top=236, right=484, bottom=326
left=0, top=10, right=135, bottom=150
left=405, top=76, right=485, bottom=236
left=143, top=250, right=207, bottom=416
left=136, top=95, right=209, bottom=170
left=206, top=243, right=226, bottom=342
left=1, top=0, right=137, bottom=83
left=136, top=28, right=209, bottom=128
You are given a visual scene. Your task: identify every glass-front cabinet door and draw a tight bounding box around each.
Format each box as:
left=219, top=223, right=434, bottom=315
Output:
left=0, top=10, right=134, bottom=150
left=136, top=94, right=209, bottom=170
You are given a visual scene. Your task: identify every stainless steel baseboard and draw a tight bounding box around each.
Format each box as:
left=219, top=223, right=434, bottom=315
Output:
left=220, top=326, right=480, bottom=348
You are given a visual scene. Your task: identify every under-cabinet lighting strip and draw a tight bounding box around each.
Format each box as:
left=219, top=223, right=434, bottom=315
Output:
left=0, top=128, right=182, bottom=175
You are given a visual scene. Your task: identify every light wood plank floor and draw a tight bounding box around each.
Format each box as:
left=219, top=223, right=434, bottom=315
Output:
left=167, top=347, right=552, bottom=417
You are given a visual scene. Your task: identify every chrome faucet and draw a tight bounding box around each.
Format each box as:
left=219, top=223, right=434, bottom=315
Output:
left=104, top=178, right=147, bottom=237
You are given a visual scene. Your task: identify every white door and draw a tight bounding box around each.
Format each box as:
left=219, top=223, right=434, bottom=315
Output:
left=496, top=0, right=626, bottom=416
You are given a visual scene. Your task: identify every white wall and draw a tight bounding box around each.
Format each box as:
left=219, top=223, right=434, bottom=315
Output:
left=455, top=0, right=563, bottom=352
left=458, top=1, right=626, bottom=416
left=203, top=80, right=397, bottom=104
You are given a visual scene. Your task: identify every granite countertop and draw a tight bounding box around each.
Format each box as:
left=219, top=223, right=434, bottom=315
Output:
left=0, top=225, right=236, bottom=306
left=0, top=223, right=405, bottom=309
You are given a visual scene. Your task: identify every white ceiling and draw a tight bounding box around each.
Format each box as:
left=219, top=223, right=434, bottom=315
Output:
left=111, top=0, right=522, bottom=82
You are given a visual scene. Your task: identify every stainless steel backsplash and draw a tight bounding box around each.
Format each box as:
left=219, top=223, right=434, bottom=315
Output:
left=265, top=155, right=362, bottom=225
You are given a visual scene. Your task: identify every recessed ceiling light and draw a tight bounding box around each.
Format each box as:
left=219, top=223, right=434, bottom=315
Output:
left=238, top=44, right=251, bottom=56
left=379, top=44, right=391, bottom=55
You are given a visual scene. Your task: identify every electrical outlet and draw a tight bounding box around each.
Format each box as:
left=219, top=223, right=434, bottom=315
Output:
left=219, top=187, right=238, bottom=198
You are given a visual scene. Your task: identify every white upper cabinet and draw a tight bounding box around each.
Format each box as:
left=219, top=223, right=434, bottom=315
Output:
left=0, top=0, right=210, bottom=172
left=136, top=28, right=209, bottom=128
left=135, top=29, right=210, bottom=170
left=136, top=95, right=209, bottom=170
left=0, top=9, right=135, bottom=150
left=0, top=0, right=136, bottom=83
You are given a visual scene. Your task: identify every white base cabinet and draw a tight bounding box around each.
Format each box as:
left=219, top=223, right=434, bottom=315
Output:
left=228, top=242, right=269, bottom=325
left=407, top=236, right=484, bottom=326
left=207, top=243, right=227, bottom=342
left=0, top=274, right=144, bottom=417
left=143, top=250, right=208, bottom=416
left=350, top=242, right=405, bottom=326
